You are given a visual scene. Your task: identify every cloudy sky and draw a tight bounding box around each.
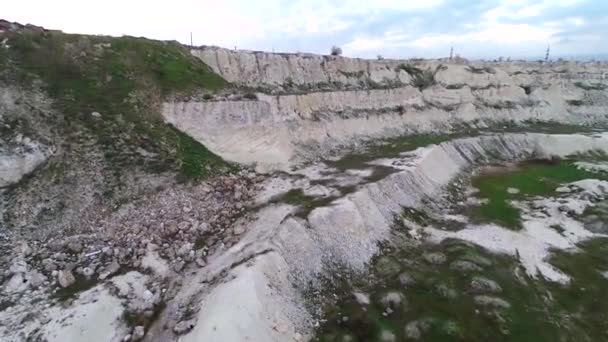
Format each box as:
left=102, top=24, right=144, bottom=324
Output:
left=4, top=0, right=608, bottom=59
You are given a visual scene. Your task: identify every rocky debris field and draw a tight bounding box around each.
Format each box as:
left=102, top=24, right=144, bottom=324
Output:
left=0, top=169, right=264, bottom=341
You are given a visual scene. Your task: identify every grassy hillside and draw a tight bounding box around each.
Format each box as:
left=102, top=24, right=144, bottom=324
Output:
left=0, top=25, right=230, bottom=180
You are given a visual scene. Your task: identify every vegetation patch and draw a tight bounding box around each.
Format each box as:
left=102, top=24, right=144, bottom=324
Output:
left=270, top=189, right=338, bottom=217
left=314, top=236, right=608, bottom=342
left=0, top=28, right=230, bottom=181
left=395, top=63, right=445, bottom=90
left=470, top=159, right=608, bottom=229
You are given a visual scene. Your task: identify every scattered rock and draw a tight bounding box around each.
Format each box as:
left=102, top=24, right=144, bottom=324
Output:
left=9, top=259, right=28, bottom=274
left=470, top=277, right=502, bottom=294
left=474, top=295, right=511, bottom=309
left=82, top=267, right=95, bottom=277
left=195, top=257, right=207, bottom=267
left=379, top=330, right=396, bottom=342
left=91, top=111, right=101, bottom=118
left=99, top=261, right=120, bottom=280
left=404, top=320, right=432, bottom=340
left=506, top=187, right=520, bottom=194
left=434, top=283, right=457, bottom=299
left=4, top=273, right=28, bottom=293
left=353, top=292, right=370, bottom=305
left=380, top=291, right=405, bottom=308
left=461, top=254, right=492, bottom=267
left=173, top=319, right=196, bottom=334
left=398, top=272, right=416, bottom=287
left=66, top=239, right=84, bottom=253
left=57, top=269, right=76, bottom=288
left=422, top=252, right=447, bottom=265
left=450, top=260, right=483, bottom=272
left=132, top=326, right=145, bottom=341
left=27, top=270, right=47, bottom=288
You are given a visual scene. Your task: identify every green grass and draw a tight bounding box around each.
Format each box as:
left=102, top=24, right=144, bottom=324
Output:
left=269, top=189, right=338, bottom=217
left=315, top=237, right=608, bottom=342
left=471, top=159, right=608, bottom=229
left=326, top=134, right=454, bottom=172
left=0, top=29, right=229, bottom=181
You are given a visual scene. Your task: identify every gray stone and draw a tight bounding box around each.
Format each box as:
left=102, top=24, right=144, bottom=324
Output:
left=450, top=260, right=483, bottom=272
left=398, top=272, right=416, bottom=287
left=404, top=321, right=422, bottom=340
left=474, top=295, right=511, bottom=309
left=435, top=283, right=458, bottom=299
left=195, top=258, right=207, bottom=267
left=82, top=267, right=95, bottom=277
left=9, top=259, right=28, bottom=274
left=67, top=239, right=84, bottom=253
left=379, top=330, right=396, bottom=342
left=4, top=273, right=28, bottom=293
left=506, top=187, right=520, bottom=194
left=461, top=254, right=492, bottom=267
left=380, top=291, right=405, bottom=308
left=27, top=270, right=47, bottom=288
left=173, top=319, right=197, bottom=334
left=353, top=292, right=370, bottom=305
left=58, top=269, right=76, bottom=288
left=470, top=277, right=502, bottom=294
left=99, top=261, right=120, bottom=280
left=423, top=252, right=447, bottom=265
left=132, top=326, right=145, bottom=341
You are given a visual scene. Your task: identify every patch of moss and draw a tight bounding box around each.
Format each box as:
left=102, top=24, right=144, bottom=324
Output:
left=471, top=159, right=608, bottom=229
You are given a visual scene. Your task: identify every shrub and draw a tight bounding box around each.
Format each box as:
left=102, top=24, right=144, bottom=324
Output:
left=330, top=46, right=342, bottom=56
left=397, top=63, right=445, bottom=90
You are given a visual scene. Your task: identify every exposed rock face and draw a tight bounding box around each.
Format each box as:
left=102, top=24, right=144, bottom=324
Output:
left=164, top=47, right=608, bottom=171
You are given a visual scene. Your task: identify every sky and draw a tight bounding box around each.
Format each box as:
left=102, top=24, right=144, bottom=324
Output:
left=4, top=0, right=608, bottom=60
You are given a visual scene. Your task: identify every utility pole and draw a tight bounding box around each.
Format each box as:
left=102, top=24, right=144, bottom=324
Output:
left=190, top=32, right=193, bottom=47
left=545, top=44, right=550, bottom=62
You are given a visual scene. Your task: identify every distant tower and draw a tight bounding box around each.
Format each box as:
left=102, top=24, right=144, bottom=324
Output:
left=545, top=44, right=550, bottom=62
left=449, top=46, right=454, bottom=60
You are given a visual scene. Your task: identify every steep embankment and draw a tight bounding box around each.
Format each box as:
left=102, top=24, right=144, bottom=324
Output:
left=163, top=46, right=608, bottom=170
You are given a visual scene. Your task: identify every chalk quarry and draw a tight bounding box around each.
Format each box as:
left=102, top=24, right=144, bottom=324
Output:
left=1, top=21, right=608, bottom=342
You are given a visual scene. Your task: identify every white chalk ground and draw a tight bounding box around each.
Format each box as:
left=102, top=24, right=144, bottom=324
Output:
left=575, top=161, right=608, bottom=174
left=427, top=179, right=608, bottom=284
left=181, top=252, right=309, bottom=342
left=41, top=286, right=127, bottom=342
